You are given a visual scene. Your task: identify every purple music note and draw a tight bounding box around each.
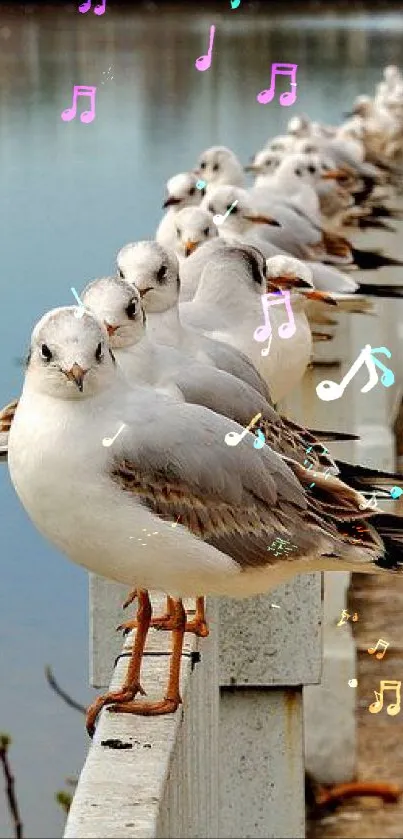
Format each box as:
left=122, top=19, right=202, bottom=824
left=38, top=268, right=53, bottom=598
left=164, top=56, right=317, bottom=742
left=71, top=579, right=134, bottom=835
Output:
left=257, top=63, right=298, bottom=107
left=78, top=0, right=106, bottom=13
left=254, top=290, right=296, bottom=343
left=61, top=85, right=97, bottom=124
left=195, top=25, right=216, bottom=72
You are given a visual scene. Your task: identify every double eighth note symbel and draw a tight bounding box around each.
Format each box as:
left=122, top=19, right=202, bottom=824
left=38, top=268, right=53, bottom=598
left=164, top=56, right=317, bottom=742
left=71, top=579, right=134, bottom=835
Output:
left=61, top=85, right=97, bottom=124
left=369, top=679, right=401, bottom=716
left=368, top=638, right=389, bottom=660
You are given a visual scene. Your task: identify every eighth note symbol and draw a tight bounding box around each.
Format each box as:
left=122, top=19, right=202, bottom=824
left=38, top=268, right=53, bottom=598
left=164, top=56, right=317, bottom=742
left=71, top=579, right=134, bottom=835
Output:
left=78, top=0, right=107, bottom=14
left=61, top=85, right=97, bottom=124
left=195, top=25, right=216, bottom=72
left=102, top=423, right=126, bottom=448
left=257, top=63, right=298, bottom=107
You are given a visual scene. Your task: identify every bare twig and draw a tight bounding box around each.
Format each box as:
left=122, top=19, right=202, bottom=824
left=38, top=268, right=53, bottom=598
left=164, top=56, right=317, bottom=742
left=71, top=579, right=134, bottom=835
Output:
left=44, top=666, right=86, bottom=714
left=0, top=734, right=23, bottom=839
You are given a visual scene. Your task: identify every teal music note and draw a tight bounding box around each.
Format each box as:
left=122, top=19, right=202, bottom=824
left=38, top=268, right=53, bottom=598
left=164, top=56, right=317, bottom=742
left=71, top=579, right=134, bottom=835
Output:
left=370, top=346, right=395, bottom=387
left=253, top=429, right=265, bottom=449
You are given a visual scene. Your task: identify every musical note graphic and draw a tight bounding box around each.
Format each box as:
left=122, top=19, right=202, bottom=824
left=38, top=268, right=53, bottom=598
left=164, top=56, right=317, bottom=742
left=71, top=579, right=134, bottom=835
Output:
left=231, top=0, right=241, bottom=7
left=61, top=85, right=97, bottom=124
left=390, top=486, right=403, bottom=499
left=102, top=423, right=126, bottom=448
left=368, top=639, right=389, bottom=660
left=253, top=429, right=265, bottom=450
left=224, top=412, right=262, bottom=447
left=316, top=345, right=394, bottom=402
left=78, top=0, right=106, bottom=13
left=261, top=334, right=272, bottom=358
left=348, top=679, right=358, bottom=688
left=368, top=679, right=401, bottom=716
left=195, top=25, right=216, bottom=72
left=257, top=63, right=298, bottom=107
left=213, top=200, right=239, bottom=226
left=195, top=179, right=206, bottom=190
left=71, top=287, right=86, bottom=319
left=254, top=290, right=296, bottom=344
left=359, top=493, right=378, bottom=510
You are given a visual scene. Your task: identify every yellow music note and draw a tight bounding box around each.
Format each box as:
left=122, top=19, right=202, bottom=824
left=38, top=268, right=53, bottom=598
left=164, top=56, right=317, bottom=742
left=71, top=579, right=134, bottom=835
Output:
left=368, top=638, right=389, bottom=660
left=368, top=679, right=401, bottom=716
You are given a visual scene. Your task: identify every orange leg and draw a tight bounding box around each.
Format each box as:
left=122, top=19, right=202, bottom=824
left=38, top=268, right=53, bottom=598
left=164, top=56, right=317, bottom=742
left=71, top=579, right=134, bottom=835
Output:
left=118, top=593, right=176, bottom=634
left=108, top=598, right=186, bottom=717
left=186, top=596, right=209, bottom=637
left=86, top=589, right=151, bottom=737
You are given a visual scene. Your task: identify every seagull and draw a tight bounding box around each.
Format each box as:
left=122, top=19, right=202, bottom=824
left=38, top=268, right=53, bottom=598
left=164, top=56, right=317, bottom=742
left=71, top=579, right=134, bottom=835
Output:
left=170, top=206, right=218, bottom=261
left=194, top=145, right=246, bottom=190
left=116, top=240, right=272, bottom=399
left=8, top=306, right=403, bottom=736
left=156, top=172, right=205, bottom=251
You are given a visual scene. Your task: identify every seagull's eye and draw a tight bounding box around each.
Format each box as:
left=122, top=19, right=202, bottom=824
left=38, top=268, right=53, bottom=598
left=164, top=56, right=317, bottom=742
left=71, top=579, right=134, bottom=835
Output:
left=295, top=168, right=302, bottom=176
left=208, top=204, right=215, bottom=214
left=126, top=299, right=138, bottom=319
left=118, top=268, right=124, bottom=278
left=213, top=163, right=219, bottom=172
left=156, top=265, right=167, bottom=283
left=189, top=187, right=196, bottom=196
left=200, top=161, right=206, bottom=170
left=41, top=343, right=52, bottom=362
left=176, top=228, right=181, bottom=239
left=203, top=227, right=210, bottom=236
left=307, top=165, right=316, bottom=174
left=95, top=342, right=103, bottom=362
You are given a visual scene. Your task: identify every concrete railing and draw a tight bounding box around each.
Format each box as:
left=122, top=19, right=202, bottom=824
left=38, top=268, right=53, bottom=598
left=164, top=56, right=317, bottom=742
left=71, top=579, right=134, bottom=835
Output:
left=64, top=215, right=403, bottom=839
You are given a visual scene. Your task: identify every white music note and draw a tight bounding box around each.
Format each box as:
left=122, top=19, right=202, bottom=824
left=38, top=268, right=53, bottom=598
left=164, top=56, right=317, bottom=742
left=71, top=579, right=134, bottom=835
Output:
left=316, top=345, right=394, bottom=402
left=224, top=412, right=262, bottom=447
left=102, top=423, right=126, bottom=448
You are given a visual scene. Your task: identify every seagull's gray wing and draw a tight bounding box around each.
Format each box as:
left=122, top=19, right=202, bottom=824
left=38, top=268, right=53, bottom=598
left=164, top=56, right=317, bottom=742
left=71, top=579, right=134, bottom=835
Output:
left=112, top=398, right=372, bottom=570
left=197, top=335, right=274, bottom=403
left=173, top=364, right=278, bottom=427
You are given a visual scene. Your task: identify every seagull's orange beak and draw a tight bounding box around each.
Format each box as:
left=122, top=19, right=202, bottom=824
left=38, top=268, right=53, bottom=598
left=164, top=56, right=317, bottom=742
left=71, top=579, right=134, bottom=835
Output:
left=303, top=290, right=338, bottom=306
left=321, top=169, right=349, bottom=181
left=64, top=363, right=87, bottom=392
left=184, top=240, right=199, bottom=256
left=266, top=274, right=312, bottom=291
left=104, top=322, right=119, bottom=336
left=163, top=195, right=181, bottom=208
left=243, top=213, right=281, bottom=227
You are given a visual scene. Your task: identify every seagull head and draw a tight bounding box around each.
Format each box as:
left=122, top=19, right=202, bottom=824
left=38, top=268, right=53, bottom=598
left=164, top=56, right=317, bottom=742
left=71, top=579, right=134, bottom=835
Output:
left=81, top=277, right=145, bottom=349
left=173, top=206, right=217, bottom=258
left=265, top=256, right=314, bottom=292
left=117, top=240, right=180, bottom=313
left=267, top=134, right=297, bottom=155
left=26, top=307, right=116, bottom=399
left=245, top=149, right=284, bottom=178
left=195, top=145, right=245, bottom=189
left=287, top=114, right=311, bottom=137
left=203, top=185, right=281, bottom=234
left=162, top=171, right=204, bottom=209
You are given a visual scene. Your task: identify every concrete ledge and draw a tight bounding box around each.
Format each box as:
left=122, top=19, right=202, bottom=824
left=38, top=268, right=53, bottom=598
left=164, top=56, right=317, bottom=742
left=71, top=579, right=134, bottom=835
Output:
left=65, top=597, right=219, bottom=839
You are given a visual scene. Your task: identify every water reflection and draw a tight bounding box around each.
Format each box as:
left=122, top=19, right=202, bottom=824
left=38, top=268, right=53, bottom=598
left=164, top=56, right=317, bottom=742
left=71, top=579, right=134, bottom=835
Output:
left=0, top=3, right=402, bottom=837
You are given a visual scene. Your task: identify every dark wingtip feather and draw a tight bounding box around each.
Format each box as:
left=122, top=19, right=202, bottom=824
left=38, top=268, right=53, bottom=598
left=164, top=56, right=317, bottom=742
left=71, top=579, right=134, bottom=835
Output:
left=356, top=283, right=403, bottom=299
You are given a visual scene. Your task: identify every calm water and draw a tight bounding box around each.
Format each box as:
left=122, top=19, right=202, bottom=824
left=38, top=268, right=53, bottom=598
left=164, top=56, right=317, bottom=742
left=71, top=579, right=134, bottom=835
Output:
left=0, top=2, right=402, bottom=836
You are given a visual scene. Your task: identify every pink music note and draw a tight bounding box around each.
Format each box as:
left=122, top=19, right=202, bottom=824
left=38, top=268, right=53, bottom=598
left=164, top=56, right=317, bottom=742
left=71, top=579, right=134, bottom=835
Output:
left=277, top=290, right=296, bottom=339
left=195, top=25, right=216, bottom=72
left=78, top=0, right=106, bottom=12
left=61, top=86, right=97, bottom=124
left=254, top=290, right=296, bottom=343
left=257, top=63, right=298, bottom=107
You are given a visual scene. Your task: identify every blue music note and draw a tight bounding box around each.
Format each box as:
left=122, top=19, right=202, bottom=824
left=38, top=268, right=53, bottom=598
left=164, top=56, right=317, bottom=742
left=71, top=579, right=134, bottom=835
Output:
left=254, top=429, right=265, bottom=449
